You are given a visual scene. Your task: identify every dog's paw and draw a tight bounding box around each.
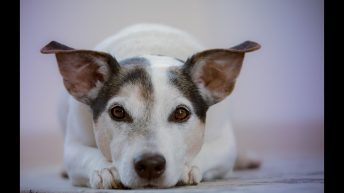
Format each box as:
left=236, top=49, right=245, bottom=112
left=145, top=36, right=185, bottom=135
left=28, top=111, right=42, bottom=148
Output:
left=89, top=167, right=122, bottom=189
left=180, top=166, right=202, bottom=185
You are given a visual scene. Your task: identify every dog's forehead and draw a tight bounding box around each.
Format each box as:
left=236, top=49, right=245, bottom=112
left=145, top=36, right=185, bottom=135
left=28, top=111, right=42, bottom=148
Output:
left=91, top=55, right=207, bottom=122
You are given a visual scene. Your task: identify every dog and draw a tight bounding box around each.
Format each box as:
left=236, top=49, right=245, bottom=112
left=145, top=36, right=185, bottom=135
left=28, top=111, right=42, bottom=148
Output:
left=41, top=24, right=261, bottom=189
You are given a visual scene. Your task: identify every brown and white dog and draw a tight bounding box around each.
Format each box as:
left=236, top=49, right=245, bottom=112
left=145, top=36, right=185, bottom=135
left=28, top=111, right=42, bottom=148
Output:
left=41, top=24, right=261, bottom=189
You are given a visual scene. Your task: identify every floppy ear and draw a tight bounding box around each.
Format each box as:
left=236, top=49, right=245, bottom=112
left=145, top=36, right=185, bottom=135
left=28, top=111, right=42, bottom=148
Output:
left=184, top=41, right=261, bottom=106
left=41, top=41, right=119, bottom=104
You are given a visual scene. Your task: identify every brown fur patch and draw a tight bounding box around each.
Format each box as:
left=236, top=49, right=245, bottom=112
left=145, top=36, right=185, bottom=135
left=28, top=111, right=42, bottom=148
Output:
left=228, top=41, right=261, bottom=53
left=40, top=41, right=74, bottom=53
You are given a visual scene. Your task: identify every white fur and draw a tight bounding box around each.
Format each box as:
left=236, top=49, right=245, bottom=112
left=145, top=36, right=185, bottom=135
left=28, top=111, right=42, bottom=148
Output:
left=94, top=23, right=204, bottom=61
left=60, top=23, right=237, bottom=188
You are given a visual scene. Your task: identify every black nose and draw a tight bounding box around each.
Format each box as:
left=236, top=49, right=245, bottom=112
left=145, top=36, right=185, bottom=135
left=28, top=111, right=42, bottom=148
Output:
left=134, top=153, right=166, bottom=180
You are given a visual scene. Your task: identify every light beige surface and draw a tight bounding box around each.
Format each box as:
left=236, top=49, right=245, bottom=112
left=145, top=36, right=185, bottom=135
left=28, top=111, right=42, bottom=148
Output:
left=20, top=153, right=323, bottom=193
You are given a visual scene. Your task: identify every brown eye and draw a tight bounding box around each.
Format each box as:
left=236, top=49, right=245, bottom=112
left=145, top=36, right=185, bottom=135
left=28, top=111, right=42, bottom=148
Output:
left=111, top=106, right=125, bottom=118
left=169, top=106, right=191, bottom=123
left=109, top=106, right=133, bottom=122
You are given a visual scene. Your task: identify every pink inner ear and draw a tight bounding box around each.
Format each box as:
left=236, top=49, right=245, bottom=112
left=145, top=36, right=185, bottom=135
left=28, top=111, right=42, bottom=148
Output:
left=200, top=64, right=227, bottom=90
left=190, top=49, right=246, bottom=105
left=63, top=62, right=104, bottom=98
left=57, top=53, right=106, bottom=100
left=200, top=61, right=238, bottom=93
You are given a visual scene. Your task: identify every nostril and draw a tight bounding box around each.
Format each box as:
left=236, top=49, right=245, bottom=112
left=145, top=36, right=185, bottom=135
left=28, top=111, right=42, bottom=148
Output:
left=134, top=153, right=166, bottom=180
left=136, top=163, right=146, bottom=172
left=155, top=165, right=164, bottom=171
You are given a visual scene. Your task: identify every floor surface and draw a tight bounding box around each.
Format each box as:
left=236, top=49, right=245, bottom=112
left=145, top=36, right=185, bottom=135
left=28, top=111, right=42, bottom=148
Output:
left=20, top=153, right=323, bottom=193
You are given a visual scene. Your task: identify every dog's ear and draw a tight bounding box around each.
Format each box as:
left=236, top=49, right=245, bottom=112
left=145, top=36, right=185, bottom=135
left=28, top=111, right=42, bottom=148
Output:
left=184, top=41, right=260, bottom=106
left=41, top=41, right=119, bottom=104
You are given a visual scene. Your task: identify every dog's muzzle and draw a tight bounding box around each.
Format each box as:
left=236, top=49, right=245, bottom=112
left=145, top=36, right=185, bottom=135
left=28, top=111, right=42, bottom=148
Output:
left=134, top=153, right=166, bottom=180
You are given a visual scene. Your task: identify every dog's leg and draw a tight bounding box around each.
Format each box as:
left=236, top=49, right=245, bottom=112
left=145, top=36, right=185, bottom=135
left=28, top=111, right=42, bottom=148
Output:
left=64, top=141, right=122, bottom=189
left=63, top=100, right=122, bottom=189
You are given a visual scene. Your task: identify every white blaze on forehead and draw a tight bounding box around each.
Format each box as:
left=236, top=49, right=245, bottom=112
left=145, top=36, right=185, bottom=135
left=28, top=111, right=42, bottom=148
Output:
left=144, top=55, right=192, bottom=112
left=143, top=55, right=202, bottom=185
left=144, top=55, right=189, bottom=110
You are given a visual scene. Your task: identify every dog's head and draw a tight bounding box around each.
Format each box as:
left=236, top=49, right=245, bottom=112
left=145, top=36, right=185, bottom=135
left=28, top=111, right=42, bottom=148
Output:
left=41, top=40, right=260, bottom=188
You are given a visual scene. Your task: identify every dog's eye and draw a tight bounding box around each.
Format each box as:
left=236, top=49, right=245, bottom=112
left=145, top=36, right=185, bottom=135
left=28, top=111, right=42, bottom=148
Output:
left=169, top=106, right=190, bottom=123
left=109, top=106, right=133, bottom=122
left=111, top=106, right=125, bottom=119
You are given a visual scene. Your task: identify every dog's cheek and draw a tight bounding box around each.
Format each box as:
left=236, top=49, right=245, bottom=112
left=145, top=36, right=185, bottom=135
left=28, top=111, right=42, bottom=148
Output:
left=93, top=121, right=112, bottom=161
left=185, top=121, right=205, bottom=162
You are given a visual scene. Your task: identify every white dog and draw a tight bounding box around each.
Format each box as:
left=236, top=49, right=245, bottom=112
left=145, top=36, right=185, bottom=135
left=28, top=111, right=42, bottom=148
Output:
left=41, top=24, right=260, bottom=189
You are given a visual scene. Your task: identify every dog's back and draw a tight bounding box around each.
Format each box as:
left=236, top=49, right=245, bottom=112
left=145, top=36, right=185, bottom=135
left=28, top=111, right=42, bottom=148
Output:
left=94, top=23, right=204, bottom=61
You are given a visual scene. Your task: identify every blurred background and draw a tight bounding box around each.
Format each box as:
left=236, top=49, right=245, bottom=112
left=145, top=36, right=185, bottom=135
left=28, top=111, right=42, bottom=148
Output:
left=20, top=0, right=323, bottom=174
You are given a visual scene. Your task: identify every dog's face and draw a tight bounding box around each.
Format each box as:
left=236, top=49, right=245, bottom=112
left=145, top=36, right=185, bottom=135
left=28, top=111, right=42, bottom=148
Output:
left=92, top=55, right=208, bottom=188
left=41, top=41, right=260, bottom=188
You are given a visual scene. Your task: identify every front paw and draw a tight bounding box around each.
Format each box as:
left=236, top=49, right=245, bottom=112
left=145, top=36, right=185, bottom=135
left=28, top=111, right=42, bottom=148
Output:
left=90, top=167, right=122, bottom=189
left=180, top=166, right=201, bottom=185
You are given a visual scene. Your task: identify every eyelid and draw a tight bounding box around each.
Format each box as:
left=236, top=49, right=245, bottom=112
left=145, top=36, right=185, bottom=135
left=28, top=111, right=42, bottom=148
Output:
left=176, top=104, right=191, bottom=111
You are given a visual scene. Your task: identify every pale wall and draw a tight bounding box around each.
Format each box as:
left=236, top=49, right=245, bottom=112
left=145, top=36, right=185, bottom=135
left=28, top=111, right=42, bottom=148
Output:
left=20, top=0, right=324, bottom=170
